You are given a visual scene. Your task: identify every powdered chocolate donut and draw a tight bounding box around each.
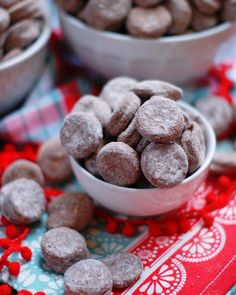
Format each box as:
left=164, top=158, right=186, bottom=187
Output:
left=37, top=137, right=72, bottom=183
left=126, top=6, right=172, bottom=38
left=100, top=76, right=138, bottom=110
left=134, top=0, right=163, bottom=7
left=223, top=0, right=236, bottom=21
left=83, top=141, right=105, bottom=177
left=1, top=178, right=45, bottom=225
left=141, top=142, right=188, bottom=188
left=71, top=95, right=112, bottom=127
left=136, top=137, right=150, bottom=154
left=60, top=112, right=103, bottom=159
left=103, top=253, right=143, bottom=288
left=79, top=0, right=131, bottom=31
left=8, top=0, right=43, bottom=23
left=117, top=116, right=141, bottom=148
left=193, top=0, right=221, bottom=15
left=47, top=192, right=94, bottom=230
left=136, top=97, right=185, bottom=143
left=166, top=0, right=192, bottom=35
left=191, top=9, right=218, bottom=31
left=182, top=111, right=194, bottom=130
left=106, top=92, right=141, bottom=137
left=5, top=19, right=42, bottom=51
left=41, top=227, right=90, bottom=274
left=57, top=0, right=86, bottom=14
left=0, top=0, right=19, bottom=8
left=2, top=159, right=44, bottom=187
left=97, top=142, right=141, bottom=186
left=132, top=80, right=183, bottom=101
left=64, top=259, right=113, bottom=295
left=196, top=96, right=234, bottom=137
left=84, top=153, right=100, bottom=177
left=0, top=7, right=10, bottom=32
left=181, top=121, right=206, bottom=173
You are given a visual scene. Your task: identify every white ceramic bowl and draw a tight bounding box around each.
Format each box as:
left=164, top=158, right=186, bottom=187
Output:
left=0, top=1, right=51, bottom=116
left=59, top=10, right=236, bottom=84
left=71, top=101, right=216, bottom=217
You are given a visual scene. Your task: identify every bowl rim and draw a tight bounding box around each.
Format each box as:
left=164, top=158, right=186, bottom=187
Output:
left=59, top=8, right=234, bottom=43
left=71, top=101, right=216, bottom=192
left=0, top=0, right=51, bottom=71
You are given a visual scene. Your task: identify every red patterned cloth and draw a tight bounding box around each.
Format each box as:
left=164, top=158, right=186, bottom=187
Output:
left=113, top=181, right=236, bottom=295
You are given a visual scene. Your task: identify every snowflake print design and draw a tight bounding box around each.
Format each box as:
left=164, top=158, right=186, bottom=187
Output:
left=38, top=274, right=64, bottom=294
left=133, top=235, right=178, bottom=267
left=139, top=259, right=186, bottom=295
left=155, top=236, right=177, bottom=249
left=133, top=246, right=158, bottom=266
left=215, top=198, right=236, bottom=225
left=177, top=223, right=226, bottom=263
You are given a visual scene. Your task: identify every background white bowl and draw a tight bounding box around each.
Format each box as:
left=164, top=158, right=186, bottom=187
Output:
left=71, top=102, right=216, bottom=217
left=0, top=1, right=51, bottom=116
left=59, top=10, right=236, bottom=84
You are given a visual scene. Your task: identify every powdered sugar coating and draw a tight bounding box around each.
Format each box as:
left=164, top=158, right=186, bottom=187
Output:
left=60, top=112, right=103, bottom=159
left=183, top=111, right=193, bottom=130
left=79, top=0, right=132, bottom=31
left=191, top=9, right=217, bottom=31
left=37, top=137, right=72, bottom=183
left=166, top=0, right=192, bottom=35
left=2, top=159, right=44, bottom=187
left=196, top=96, right=234, bottom=137
left=5, top=19, right=42, bottom=51
left=64, top=259, right=113, bottom=295
left=117, top=116, right=141, bottom=148
left=41, top=227, right=90, bottom=274
left=84, top=153, right=100, bottom=177
left=71, top=95, right=112, bottom=127
left=47, top=192, right=94, bottom=230
left=193, top=0, right=221, bottom=15
left=1, top=178, right=45, bottom=225
left=84, top=141, right=105, bottom=177
left=126, top=6, right=172, bottom=38
left=136, top=97, right=185, bottom=143
left=136, top=137, right=150, bottom=154
left=106, top=92, right=141, bottom=137
left=141, top=142, right=188, bottom=188
left=132, top=80, right=183, bottom=101
left=0, top=7, right=10, bottom=32
left=103, top=253, right=143, bottom=288
left=181, top=121, right=206, bottom=173
left=223, top=0, right=236, bottom=21
left=100, top=76, right=138, bottom=110
left=97, top=142, right=141, bottom=186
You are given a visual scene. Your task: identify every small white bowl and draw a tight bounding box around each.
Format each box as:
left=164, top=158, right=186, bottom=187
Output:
left=71, top=101, right=216, bottom=217
left=59, top=10, right=236, bottom=84
left=0, top=0, right=51, bottom=116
